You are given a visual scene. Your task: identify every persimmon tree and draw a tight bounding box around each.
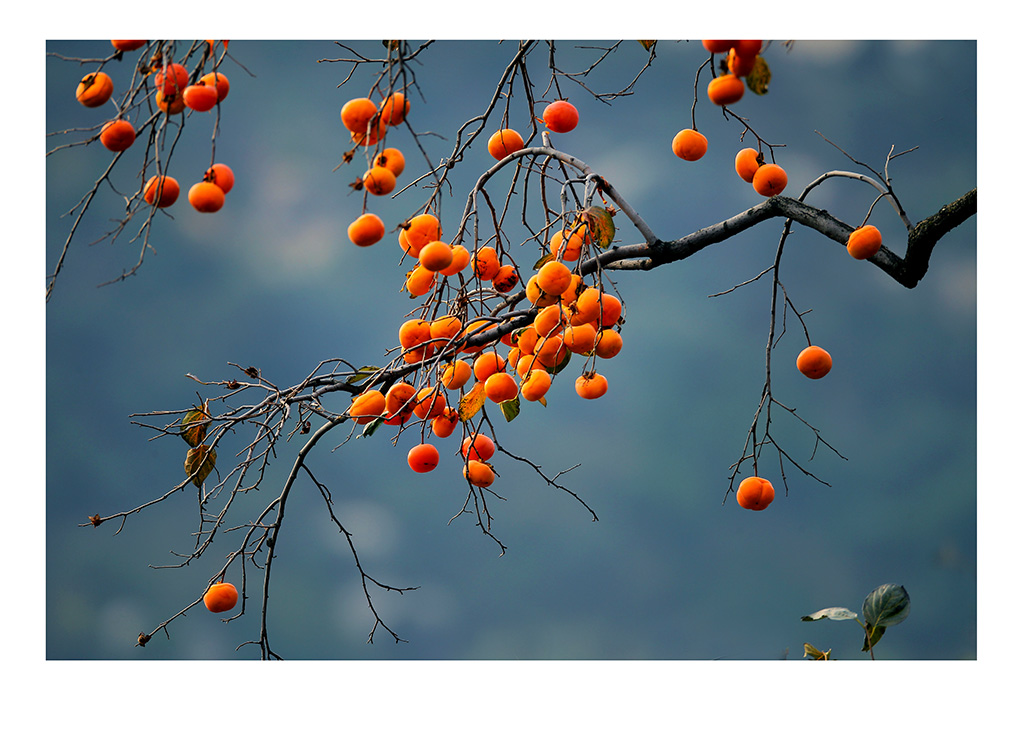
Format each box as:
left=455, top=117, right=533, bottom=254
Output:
left=50, top=40, right=976, bottom=659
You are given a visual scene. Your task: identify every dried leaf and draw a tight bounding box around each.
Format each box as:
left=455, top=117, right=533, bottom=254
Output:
left=185, top=444, right=217, bottom=488
left=803, top=643, right=832, bottom=660
left=180, top=402, right=210, bottom=447
left=746, top=56, right=771, bottom=95
left=458, top=381, right=487, bottom=422
left=580, top=206, right=616, bottom=249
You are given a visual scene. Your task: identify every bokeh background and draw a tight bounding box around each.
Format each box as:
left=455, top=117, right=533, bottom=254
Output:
left=46, top=40, right=976, bottom=661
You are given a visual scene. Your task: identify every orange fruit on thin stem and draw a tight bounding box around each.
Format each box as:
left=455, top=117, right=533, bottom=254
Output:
left=736, top=476, right=774, bottom=511
left=707, top=74, right=745, bottom=106
left=341, top=98, right=379, bottom=133
left=348, top=389, right=386, bottom=424
left=419, top=241, right=454, bottom=272
left=543, top=100, right=579, bottom=133
left=440, top=244, right=471, bottom=276
left=491, top=264, right=519, bottom=293
left=204, top=581, right=238, bottom=613
left=847, top=225, right=882, bottom=260
left=374, top=147, right=405, bottom=177
left=381, top=92, right=410, bottom=125
left=348, top=213, right=386, bottom=247
left=188, top=181, right=225, bottom=213
left=520, top=369, right=551, bottom=402
left=461, top=433, right=496, bottom=462
left=156, top=90, right=186, bottom=115
left=536, top=260, right=573, bottom=296
left=183, top=83, right=219, bottom=112
left=441, top=359, right=472, bottom=389
left=99, top=120, right=136, bottom=152
left=575, top=371, right=608, bottom=399
left=796, top=345, right=832, bottom=380
left=402, top=213, right=442, bottom=253
left=671, top=129, right=708, bottom=161
left=408, top=443, right=440, bottom=473
left=702, top=40, right=735, bottom=54
left=487, top=128, right=524, bottom=160
left=204, top=163, right=234, bottom=194
left=76, top=72, right=113, bottom=107
left=735, top=148, right=761, bottom=183
left=111, top=40, right=147, bottom=52
left=363, top=166, right=396, bottom=196
left=143, top=175, right=180, bottom=207
left=200, top=71, right=230, bottom=101
left=431, top=407, right=460, bottom=438
left=471, top=246, right=501, bottom=281
left=155, top=63, right=189, bottom=96
left=484, top=372, right=519, bottom=403
left=752, top=163, right=787, bottom=197
left=463, top=460, right=495, bottom=488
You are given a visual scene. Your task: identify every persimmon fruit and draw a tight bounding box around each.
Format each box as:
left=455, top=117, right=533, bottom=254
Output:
left=702, top=40, right=735, bottom=54
left=143, top=175, right=180, bottom=208
left=418, top=240, right=454, bottom=272
left=487, top=128, right=524, bottom=160
left=111, top=40, right=147, bottom=51
left=204, top=163, right=234, bottom=194
left=188, top=181, right=225, bottom=213
left=156, top=90, right=186, bottom=115
left=155, top=63, right=189, bottom=96
left=76, top=72, right=113, bottom=107
left=575, top=371, right=608, bottom=400
left=348, top=389, right=386, bottom=424
left=204, top=581, right=238, bottom=613
left=200, top=71, right=230, bottom=101
left=183, top=83, right=219, bottom=112
left=471, top=246, right=501, bottom=281
left=381, top=92, right=410, bottom=125
left=752, top=163, right=787, bottom=197
left=348, top=213, right=386, bottom=247
left=374, top=147, right=405, bottom=177
left=341, top=97, right=379, bottom=134
left=491, top=264, right=519, bottom=293
left=520, top=369, right=551, bottom=402
left=440, top=244, right=470, bottom=276
left=363, top=166, right=396, bottom=196
left=484, top=372, right=519, bottom=403
left=537, top=260, right=573, bottom=296
left=441, top=359, right=473, bottom=390
left=672, top=129, right=708, bottom=161
left=431, top=407, right=459, bottom=438
left=543, top=100, right=579, bottom=133
left=707, top=74, right=745, bottom=106
left=796, top=345, right=832, bottom=380
left=847, top=225, right=882, bottom=260
left=408, top=443, right=440, bottom=473
left=403, top=213, right=442, bottom=252
left=736, top=476, right=775, bottom=511
left=99, top=120, right=135, bottom=152
left=735, top=148, right=761, bottom=183
left=463, top=460, right=495, bottom=488
left=461, top=433, right=496, bottom=462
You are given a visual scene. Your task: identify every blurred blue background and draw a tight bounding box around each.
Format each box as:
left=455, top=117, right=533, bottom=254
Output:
left=46, top=40, right=976, bottom=660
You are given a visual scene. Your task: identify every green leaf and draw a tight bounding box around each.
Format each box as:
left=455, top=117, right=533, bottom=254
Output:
left=345, top=365, right=380, bottom=386
left=862, top=584, right=911, bottom=628
left=580, top=206, right=615, bottom=249
left=499, top=396, right=520, bottom=422
left=180, top=403, right=210, bottom=447
left=359, top=417, right=384, bottom=438
left=532, top=252, right=555, bottom=271
left=862, top=624, right=886, bottom=652
left=746, top=56, right=771, bottom=95
left=800, top=607, right=858, bottom=622
left=184, top=444, right=217, bottom=488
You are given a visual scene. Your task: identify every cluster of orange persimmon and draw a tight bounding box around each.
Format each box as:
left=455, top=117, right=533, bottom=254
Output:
left=341, top=92, right=622, bottom=488
left=75, top=40, right=235, bottom=214
left=670, top=40, right=789, bottom=200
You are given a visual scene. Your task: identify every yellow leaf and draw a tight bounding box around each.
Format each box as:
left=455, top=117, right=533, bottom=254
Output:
left=458, top=381, right=487, bottom=422
left=185, top=444, right=217, bottom=488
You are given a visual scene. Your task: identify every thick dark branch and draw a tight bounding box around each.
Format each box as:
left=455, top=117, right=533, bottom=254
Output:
left=601, top=192, right=976, bottom=289
left=903, top=187, right=978, bottom=287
